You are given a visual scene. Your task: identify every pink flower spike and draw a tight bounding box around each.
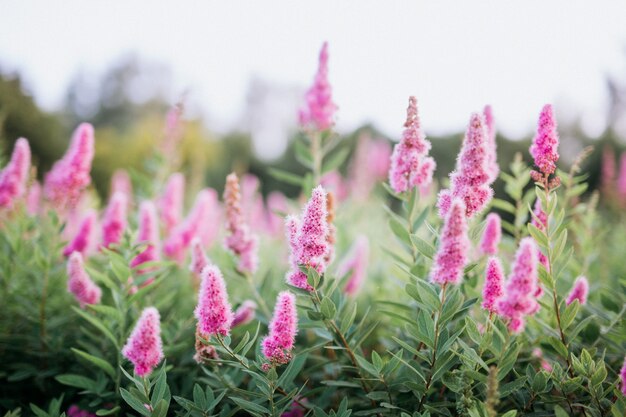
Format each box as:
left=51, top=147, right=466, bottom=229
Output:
left=480, top=213, right=501, bottom=256
left=620, top=356, right=626, bottom=396
left=430, top=199, right=469, bottom=286
left=26, top=181, right=41, bottom=216
left=530, top=104, right=560, bottom=177
left=67, top=251, right=101, bottom=308
left=44, top=123, right=95, bottom=209
left=233, top=300, right=257, bottom=327
left=437, top=113, right=493, bottom=218
left=566, top=276, right=589, bottom=306
left=618, top=152, right=626, bottom=201
left=337, top=235, right=370, bottom=296
left=0, top=137, right=31, bottom=208
left=483, top=105, right=499, bottom=183
left=189, top=237, right=210, bottom=279
left=122, top=307, right=164, bottom=377
left=224, top=173, right=259, bottom=274
left=131, top=201, right=160, bottom=276
left=194, top=265, right=234, bottom=336
left=159, top=173, right=185, bottom=234
left=482, top=257, right=505, bottom=313
left=299, top=42, right=337, bottom=131
left=101, top=192, right=127, bottom=248
left=63, top=209, right=97, bottom=257
left=388, top=97, right=436, bottom=194
left=110, top=169, right=132, bottom=205
left=262, top=291, right=298, bottom=365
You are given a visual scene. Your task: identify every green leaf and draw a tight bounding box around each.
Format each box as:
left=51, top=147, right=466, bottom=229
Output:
left=321, top=146, right=350, bottom=174
left=55, top=374, right=97, bottom=391
left=320, top=297, right=336, bottom=320
left=554, top=405, right=569, bottom=417
left=268, top=168, right=303, bottom=186
left=71, top=348, right=116, bottom=379
left=120, top=388, right=151, bottom=416
left=229, top=397, right=270, bottom=414
left=71, top=307, right=119, bottom=349
left=96, top=406, right=121, bottom=416
left=411, top=235, right=435, bottom=259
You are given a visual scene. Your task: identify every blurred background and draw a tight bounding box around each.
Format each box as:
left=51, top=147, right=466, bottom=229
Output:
left=1, top=0, right=626, bottom=199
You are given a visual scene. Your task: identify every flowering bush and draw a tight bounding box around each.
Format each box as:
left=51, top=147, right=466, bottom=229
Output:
left=1, top=43, right=626, bottom=417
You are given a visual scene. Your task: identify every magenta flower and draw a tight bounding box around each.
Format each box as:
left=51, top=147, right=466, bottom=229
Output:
left=262, top=291, right=298, bottom=366
left=480, top=213, right=501, bottom=256
left=122, top=307, right=164, bottom=377
left=337, top=235, right=370, bottom=296
left=44, top=123, right=95, bottom=209
left=63, top=210, right=97, bottom=257
left=130, top=201, right=160, bottom=276
left=164, top=189, right=218, bottom=263
left=530, top=104, right=560, bottom=178
left=299, top=42, right=337, bottom=131
left=482, top=257, right=504, bottom=313
left=437, top=113, right=493, bottom=218
left=159, top=173, right=185, bottom=234
left=618, top=153, right=626, bottom=201
left=620, top=356, right=626, bottom=396
left=26, top=181, right=41, bottom=216
left=223, top=173, right=259, bottom=274
left=189, top=237, right=210, bottom=280
left=67, top=405, right=97, bottom=417
left=497, top=237, right=540, bottom=333
left=566, top=276, right=589, bottom=306
left=194, top=265, right=234, bottom=336
left=0, top=137, right=31, bottom=208
left=483, top=105, right=499, bottom=184
left=388, top=97, right=436, bottom=194
left=101, top=192, right=127, bottom=248
left=285, top=186, right=330, bottom=290
left=430, top=199, right=470, bottom=286
left=67, top=251, right=101, bottom=308
left=232, top=300, right=257, bottom=327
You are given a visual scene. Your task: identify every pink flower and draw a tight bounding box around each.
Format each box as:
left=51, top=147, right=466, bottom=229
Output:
left=285, top=186, right=330, bottom=290
left=232, top=300, right=257, bottom=327
left=159, top=173, right=185, bottom=234
left=266, top=191, right=289, bottom=236
left=337, top=235, right=370, bottom=296
left=497, top=237, right=540, bottom=333
left=480, top=213, right=501, bottom=256
left=388, top=97, right=436, bottom=194
left=224, top=173, right=259, bottom=274
left=618, top=153, right=626, bottom=201
left=620, top=356, right=626, bottom=396
left=531, top=198, right=550, bottom=269
left=122, top=307, right=164, bottom=377
left=67, top=251, right=101, bottom=308
left=110, top=169, right=132, bottom=206
left=44, top=123, right=95, bottom=209
left=101, top=192, right=127, bottom=248
left=532, top=348, right=553, bottom=372
left=430, top=199, right=469, bottom=286
left=67, top=405, right=97, bottom=417
left=299, top=42, right=337, bottom=131
left=194, top=265, right=234, bottom=336
left=26, top=181, right=41, bottom=216
left=482, top=257, right=504, bottom=313
left=262, top=291, right=298, bottom=365
left=566, top=276, right=589, bottom=306
left=483, top=105, right=499, bottom=184
left=189, top=237, right=210, bottom=279
left=164, top=189, right=218, bottom=263
left=530, top=104, right=560, bottom=177
left=437, top=113, right=493, bottom=218
left=350, top=134, right=392, bottom=200
left=0, top=137, right=31, bottom=208
left=130, top=201, right=160, bottom=276
left=63, top=209, right=97, bottom=257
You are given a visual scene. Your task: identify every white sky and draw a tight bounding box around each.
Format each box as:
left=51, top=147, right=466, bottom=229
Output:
left=1, top=1, right=626, bottom=158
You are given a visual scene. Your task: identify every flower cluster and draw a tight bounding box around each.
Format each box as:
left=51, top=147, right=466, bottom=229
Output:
left=0, top=138, right=31, bottom=208
left=122, top=307, right=164, bottom=377
left=194, top=265, right=234, bottom=337
left=262, top=291, right=298, bottom=366
left=430, top=199, right=469, bottom=286
left=130, top=201, right=160, bottom=278
left=482, top=257, right=505, bottom=313
left=530, top=104, right=560, bottom=181
left=299, top=42, right=337, bottom=131
left=66, top=252, right=101, bottom=308
left=480, top=213, right=501, bottom=256
left=101, top=192, right=127, bottom=248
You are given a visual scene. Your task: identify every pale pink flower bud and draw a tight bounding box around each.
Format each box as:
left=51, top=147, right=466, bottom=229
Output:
left=388, top=97, right=436, bottom=194
left=232, top=300, right=257, bottom=327
left=223, top=173, right=259, bottom=274
left=430, top=199, right=469, bottom=286
left=480, top=213, right=501, bottom=256
left=437, top=113, right=493, bottom=218
left=67, top=251, right=101, bottom=308
left=566, top=276, right=589, bottom=306
left=63, top=209, right=97, bottom=257
left=481, top=257, right=504, bottom=313
left=337, top=235, right=370, bottom=296
left=530, top=104, right=560, bottom=177
left=483, top=105, right=499, bottom=183
left=101, top=192, right=127, bottom=248
left=159, top=173, right=185, bottom=234
left=262, top=291, right=298, bottom=365
left=131, top=201, right=160, bottom=277
left=0, top=138, right=31, bottom=208
left=26, top=181, right=41, bottom=216
left=194, top=265, right=234, bottom=336
left=122, top=307, right=164, bottom=377
left=44, top=123, right=95, bottom=209
left=189, top=237, right=211, bottom=279
left=299, top=42, right=337, bottom=131
left=110, top=169, right=132, bottom=207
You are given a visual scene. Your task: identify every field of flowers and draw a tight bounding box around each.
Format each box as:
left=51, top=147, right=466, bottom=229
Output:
left=1, top=43, right=626, bottom=417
